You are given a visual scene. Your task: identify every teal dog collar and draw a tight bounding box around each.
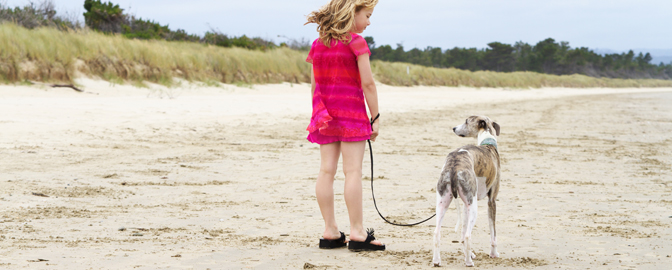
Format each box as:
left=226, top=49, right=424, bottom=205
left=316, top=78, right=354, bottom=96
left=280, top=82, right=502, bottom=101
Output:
left=480, top=138, right=498, bottom=149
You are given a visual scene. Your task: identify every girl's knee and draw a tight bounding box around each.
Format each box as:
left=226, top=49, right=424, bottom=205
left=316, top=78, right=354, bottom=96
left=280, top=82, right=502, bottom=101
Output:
left=342, top=168, right=362, bottom=178
left=319, top=166, right=337, bottom=177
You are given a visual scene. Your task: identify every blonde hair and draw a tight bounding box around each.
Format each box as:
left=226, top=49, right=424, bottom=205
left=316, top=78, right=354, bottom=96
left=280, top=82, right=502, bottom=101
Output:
left=305, top=0, right=378, bottom=47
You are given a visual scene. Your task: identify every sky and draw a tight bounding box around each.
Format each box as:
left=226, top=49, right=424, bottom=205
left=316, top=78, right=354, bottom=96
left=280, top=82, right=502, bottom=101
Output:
left=4, top=0, right=672, bottom=56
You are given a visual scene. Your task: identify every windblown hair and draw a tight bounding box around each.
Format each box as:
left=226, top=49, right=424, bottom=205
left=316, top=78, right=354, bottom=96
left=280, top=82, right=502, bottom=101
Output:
left=305, top=0, right=378, bottom=47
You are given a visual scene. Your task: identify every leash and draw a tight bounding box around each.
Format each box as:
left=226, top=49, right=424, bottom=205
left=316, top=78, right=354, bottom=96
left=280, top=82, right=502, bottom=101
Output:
left=368, top=113, right=436, bottom=226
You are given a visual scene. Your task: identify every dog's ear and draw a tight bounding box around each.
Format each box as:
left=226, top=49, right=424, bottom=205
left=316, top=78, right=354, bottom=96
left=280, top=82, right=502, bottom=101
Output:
left=478, top=119, right=487, bottom=130
left=492, top=122, right=500, bottom=136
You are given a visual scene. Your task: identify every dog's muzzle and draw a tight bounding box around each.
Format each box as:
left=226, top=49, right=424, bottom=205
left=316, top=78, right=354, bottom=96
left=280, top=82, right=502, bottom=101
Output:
left=453, top=127, right=465, bottom=137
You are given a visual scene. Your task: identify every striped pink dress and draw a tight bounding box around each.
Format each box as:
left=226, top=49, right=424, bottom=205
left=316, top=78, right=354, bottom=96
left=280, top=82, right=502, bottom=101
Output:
left=306, top=33, right=372, bottom=144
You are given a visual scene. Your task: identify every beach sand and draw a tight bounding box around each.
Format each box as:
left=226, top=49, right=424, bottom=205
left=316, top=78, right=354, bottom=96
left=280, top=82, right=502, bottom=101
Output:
left=1, top=79, right=671, bottom=269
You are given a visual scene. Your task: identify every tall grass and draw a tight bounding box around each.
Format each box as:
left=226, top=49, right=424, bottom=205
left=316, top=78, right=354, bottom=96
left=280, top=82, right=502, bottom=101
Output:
left=0, top=23, right=310, bottom=85
left=1, top=23, right=671, bottom=88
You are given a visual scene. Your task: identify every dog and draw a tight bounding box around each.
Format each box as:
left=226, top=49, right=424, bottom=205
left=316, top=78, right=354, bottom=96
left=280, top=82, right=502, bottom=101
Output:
left=432, top=116, right=501, bottom=267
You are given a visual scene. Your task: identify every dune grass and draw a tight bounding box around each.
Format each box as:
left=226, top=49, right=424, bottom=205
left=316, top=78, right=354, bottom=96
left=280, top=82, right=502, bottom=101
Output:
left=1, top=23, right=672, bottom=88
left=0, top=23, right=310, bottom=86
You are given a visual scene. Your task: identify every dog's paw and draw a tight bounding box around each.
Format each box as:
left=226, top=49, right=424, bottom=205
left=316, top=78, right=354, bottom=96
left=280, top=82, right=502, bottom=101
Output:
left=465, top=252, right=475, bottom=267
left=490, top=251, right=499, bottom=258
left=432, top=256, right=441, bottom=267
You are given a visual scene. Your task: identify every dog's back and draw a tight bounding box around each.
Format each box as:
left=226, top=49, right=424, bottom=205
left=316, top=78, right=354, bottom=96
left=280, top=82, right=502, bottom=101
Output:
left=459, top=144, right=500, bottom=191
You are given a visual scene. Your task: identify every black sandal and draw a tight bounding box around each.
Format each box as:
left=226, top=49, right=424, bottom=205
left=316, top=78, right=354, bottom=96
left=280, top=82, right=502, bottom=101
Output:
left=319, top=231, right=347, bottom=249
left=348, top=228, right=385, bottom=251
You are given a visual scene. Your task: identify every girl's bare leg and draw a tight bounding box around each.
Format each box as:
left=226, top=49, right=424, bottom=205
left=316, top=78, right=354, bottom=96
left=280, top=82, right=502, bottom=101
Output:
left=341, top=141, right=382, bottom=245
left=316, top=142, right=342, bottom=239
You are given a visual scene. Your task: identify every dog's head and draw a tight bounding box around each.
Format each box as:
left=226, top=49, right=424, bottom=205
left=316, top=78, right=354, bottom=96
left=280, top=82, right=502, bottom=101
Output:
left=453, top=116, right=500, bottom=138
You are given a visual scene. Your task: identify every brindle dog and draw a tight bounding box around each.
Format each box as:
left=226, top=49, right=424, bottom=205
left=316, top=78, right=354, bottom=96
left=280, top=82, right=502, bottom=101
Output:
left=432, top=116, right=501, bottom=267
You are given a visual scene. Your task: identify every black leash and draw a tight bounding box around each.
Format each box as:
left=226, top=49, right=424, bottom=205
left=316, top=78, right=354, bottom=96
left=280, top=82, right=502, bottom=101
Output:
left=368, top=113, right=436, bottom=226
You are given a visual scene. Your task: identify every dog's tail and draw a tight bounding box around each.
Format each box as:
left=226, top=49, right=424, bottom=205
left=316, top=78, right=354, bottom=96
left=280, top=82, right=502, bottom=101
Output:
left=448, top=170, right=459, bottom=199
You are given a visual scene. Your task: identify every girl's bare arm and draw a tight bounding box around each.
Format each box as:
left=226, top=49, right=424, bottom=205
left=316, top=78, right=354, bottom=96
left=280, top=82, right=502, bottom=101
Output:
left=357, top=54, right=379, bottom=141
left=311, top=67, right=316, bottom=98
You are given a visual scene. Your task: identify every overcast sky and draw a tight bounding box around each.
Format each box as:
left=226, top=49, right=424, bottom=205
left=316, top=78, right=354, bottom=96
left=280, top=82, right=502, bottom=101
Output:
left=5, top=0, right=672, bottom=54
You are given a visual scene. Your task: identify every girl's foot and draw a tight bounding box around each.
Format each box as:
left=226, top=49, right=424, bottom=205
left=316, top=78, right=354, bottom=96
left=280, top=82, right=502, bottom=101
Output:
left=323, top=229, right=343, bottom=241
left=348, top=228, right=385, bottom=251
left=319, top=231, right=347, bottom=249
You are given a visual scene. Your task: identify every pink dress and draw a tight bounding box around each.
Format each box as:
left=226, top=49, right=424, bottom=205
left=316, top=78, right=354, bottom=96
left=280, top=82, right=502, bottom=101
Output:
left=306, top=33, right=372, bottom=144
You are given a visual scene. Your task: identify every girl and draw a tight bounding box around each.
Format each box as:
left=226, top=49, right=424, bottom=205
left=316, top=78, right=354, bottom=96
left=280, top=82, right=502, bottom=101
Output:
left=305, top=0, right=384, bottom=251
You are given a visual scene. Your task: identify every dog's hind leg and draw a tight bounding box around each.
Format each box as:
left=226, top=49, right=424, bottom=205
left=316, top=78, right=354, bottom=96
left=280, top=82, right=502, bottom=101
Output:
left=432, top=190, right=453, bottom=267
left=454, top=199, right=461, bottom=233
left=456, top=182, right=478, bottom=267
left=461, top=194, right=478, bottom=267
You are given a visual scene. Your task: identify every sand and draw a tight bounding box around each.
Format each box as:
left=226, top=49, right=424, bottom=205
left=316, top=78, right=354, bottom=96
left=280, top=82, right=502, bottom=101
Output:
left=0, top=79, right=671, bottom=269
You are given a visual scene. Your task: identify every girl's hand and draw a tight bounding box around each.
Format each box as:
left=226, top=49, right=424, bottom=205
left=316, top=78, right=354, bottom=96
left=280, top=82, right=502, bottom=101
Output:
left=370, top=119, right=379, bottom=142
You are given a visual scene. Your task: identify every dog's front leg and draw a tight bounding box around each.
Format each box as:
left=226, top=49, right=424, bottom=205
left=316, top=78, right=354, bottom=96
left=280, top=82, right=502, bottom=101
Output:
left=488, top=197, right=499, bottom=258
left=433, top=191, right=453, bottom=267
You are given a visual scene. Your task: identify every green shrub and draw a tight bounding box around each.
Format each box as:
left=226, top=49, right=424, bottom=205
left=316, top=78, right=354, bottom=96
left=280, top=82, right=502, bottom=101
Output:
left=83, top=0, right=124, bottom=33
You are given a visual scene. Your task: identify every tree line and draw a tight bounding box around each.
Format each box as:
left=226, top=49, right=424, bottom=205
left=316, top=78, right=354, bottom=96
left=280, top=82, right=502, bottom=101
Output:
left=2, top=0, right=670, bottom=80
left=364, top=37, right=672, bottom=80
